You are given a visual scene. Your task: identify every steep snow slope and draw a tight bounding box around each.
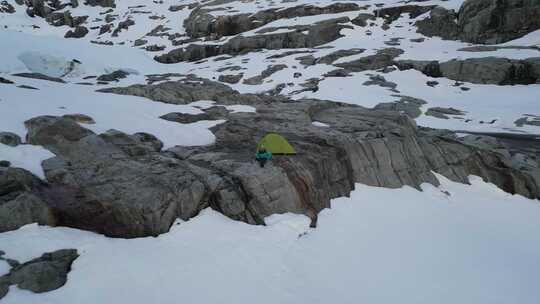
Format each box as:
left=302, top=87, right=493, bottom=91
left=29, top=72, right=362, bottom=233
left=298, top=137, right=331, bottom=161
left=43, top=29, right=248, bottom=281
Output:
left=1, top=175, right=539, bottom=304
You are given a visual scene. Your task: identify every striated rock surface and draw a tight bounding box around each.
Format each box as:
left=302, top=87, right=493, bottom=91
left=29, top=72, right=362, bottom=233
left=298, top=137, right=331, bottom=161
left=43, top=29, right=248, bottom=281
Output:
left=184, top=3, right=361, bottom=39
left=396, top=57, right=540, bottom=85
left=156, top=18, right=352, bottom=63
left=416, top=0, right=540, bottom=44
left=11, top=78, right=538, bottom=238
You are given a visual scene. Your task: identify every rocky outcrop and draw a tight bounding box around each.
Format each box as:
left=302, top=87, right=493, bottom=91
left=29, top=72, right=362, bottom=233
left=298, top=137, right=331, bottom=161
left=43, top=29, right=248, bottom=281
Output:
left=375, top=5, right=436, bottom=24
left=0, top=132, right=21, bottom=147
left=396, top=57, right=540, bottom=85
left=97, top=75, right=265, bottom=105
left=185, top=3, right=361, bottom=39
left=416, top=0, right=540, bottom=44
left=415, top=6, right=459, bottom=40
left=458, top=0, right=540, bottom=44
left=19, top=78, right=535, bottom=238
left=12, top=73, right=66, bottom=83
left=243, top=64, right=287, bottom=85
left=0, top=249, right=79, bottom=300
left=5, top=75, right=539, bottom=238
left=335, top=48, right=404, bottom=72
left=156, top=19, right=352, bottom=63
left=85, top=0, right=115, bottom=8
left=64, top=25, right=89, bottom=38
left=96, top=70, right=129, bottom=82
left=0, top=1, right=15, bottom=13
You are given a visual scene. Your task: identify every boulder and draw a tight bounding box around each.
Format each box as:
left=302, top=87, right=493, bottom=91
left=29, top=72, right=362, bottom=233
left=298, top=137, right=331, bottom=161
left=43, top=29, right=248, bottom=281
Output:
left=0, top=193, right=56, bottom=232
left=64, top=26, right=88, bottom=38
left=156, top=19, right=352, bottom=63
left=415, top=6, right=459, bottom=39
left=458, top=0, right=540, bottom=44
left=0, top=132, right=22, bottom=147
left=336, top=48, right=404, bottom=72
left=0, top=249, right=79, bottom=300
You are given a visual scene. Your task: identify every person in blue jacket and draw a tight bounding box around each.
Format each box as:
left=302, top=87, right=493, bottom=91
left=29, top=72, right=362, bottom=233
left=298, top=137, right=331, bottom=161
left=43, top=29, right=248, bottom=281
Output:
left=255, top=146, right=272, bottom=168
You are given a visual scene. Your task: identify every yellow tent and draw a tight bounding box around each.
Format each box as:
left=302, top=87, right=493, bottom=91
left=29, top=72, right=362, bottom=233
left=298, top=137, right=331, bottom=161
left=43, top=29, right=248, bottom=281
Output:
left=257, top=133, right=296, bottom=155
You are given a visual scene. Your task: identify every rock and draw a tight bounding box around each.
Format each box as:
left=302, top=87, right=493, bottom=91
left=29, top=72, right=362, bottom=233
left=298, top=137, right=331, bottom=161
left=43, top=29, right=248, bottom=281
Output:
left=410, top=37, right=425, bottom=43
left=374, top=95, right=427, bottom=119
left=351, top=13, right=375, bottom=27
left=96, top=70, right=129, bottom=82
left=160, top=112, right=212, bottom=124
left=62, top=113, right=95, bottom=124
left=375, top=5, right=436, bottom=24
left=17, top=85, right=39, bottom=90
left=425, top=107, right=466, bottom=119
left=335, top=48, right=404, bottom=72
left=0, top=167, right=44, bottom=203
left=99, top=23, right=112, bottom=35
left=112, top=18, right=134, bottom=37
left=396, top=57, right=540, bottom=85
left=85, top=0, right=115, bottom=8
left=161, top=106, right=229, bottom=124
left=184, top=3, right=361, bottom=39
left=134, top=38, right=147, bottom=46
left=24, top=115, right=95, bottom=151
left=0, top=1, right=15, bottom=13
left=458, top=0, right=540, bottom=44
left=323, top=69, right=352, bottom=77
left=416, top=0, right=540, bottom=44
left=156, top=19, right=352, bottom=63
left=363, top=74, right=398, bottom=90
left=11, top=78, right=540, bottom=238
left=316, top=48, right=365, bottom=65
left=12, top=73, right=65, bottom=83
left=37, top=133, right=208, bottom=237
left=132, top=132, right=164, bottom=152
left=0, top=132, right=22, bottom=147
left=64, top=25, right=88, bottom=38
left=0, top=193, right=56, bottom=233
left=416, top=6, right=459, bottom=40
left=97, top=75, right=266, bottom=105
left=0, top=249, right=78, bottom=299
left=0, top=77, right=14, bottom=84
left=515, top=116, right=540, bottom=127
left=218, top=74, right=243, bottom=84
left=243, top=64, right=287, bottom=85
left=426, top=80, right=439, bottom=87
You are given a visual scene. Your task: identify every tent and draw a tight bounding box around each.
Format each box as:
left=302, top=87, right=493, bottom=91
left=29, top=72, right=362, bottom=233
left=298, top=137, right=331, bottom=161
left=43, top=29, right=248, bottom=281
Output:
left=257, top=133, right=296, bottom=155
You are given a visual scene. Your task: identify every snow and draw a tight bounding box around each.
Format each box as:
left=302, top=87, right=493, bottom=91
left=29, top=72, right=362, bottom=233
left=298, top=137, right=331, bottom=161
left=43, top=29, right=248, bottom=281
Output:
left=0, top=78, right=223, bottom=151
left=0, top=144, right=55, bottom=179
left=225, top=105, right=257, bottom=113
left=1, top=174, right=539, bottom=303
left=312, top=121, right=330, bottom=127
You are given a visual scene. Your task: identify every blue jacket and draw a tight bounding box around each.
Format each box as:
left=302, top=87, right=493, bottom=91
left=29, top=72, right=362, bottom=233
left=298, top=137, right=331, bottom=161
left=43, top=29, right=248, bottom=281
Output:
left=256, top=150, right=272, bottom=160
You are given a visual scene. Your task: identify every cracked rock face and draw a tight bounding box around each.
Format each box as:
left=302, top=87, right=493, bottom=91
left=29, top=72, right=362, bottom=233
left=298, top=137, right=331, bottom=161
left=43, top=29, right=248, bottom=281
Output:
left=184, top=3, right=361, bottom=39
left=11, top=78, right=539, bottom=238
left=155, top=18, right=352, bottom=63
left=416, top=0, right=540, bottom=44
